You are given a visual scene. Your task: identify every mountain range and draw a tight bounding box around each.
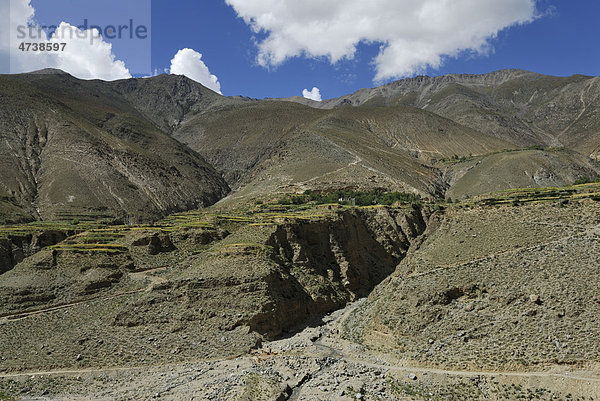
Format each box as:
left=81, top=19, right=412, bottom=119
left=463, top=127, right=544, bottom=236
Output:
left=1, top=68, right=598, bottom=224
left=1, top=68, right=600, bottom=399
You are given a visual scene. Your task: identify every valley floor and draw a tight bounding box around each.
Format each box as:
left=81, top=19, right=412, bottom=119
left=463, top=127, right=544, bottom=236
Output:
left=2, top=298, right=599, bottom=400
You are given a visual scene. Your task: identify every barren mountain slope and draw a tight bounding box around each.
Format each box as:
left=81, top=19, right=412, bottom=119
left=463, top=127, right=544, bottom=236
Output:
left=2, top=196, right=600, bottom=400
left=173, top=101, right=515, bottom=201
left=445, top=148, right=600, bottom=200
left=344, top=199, right=600, bottom=371
left=0, top=71, right=230, bottom=223
left=109, top=73, right=249, bottom=133
left=288, top=70, right=600, bottom=156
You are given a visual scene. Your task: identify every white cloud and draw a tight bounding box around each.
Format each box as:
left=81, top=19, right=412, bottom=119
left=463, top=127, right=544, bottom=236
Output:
left=302, top=87, right=322, bottom=102
left=226, top=0, right=539, bottom=81
left=169, top=48, right=222, bottom=94
left=1, top=0, right=131, bottom=80
left=49, top=23, right=130, bottom=80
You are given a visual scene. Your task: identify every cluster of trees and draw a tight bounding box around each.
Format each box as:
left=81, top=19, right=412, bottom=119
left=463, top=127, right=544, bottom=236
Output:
left=278, top=188, right=421, bottom=206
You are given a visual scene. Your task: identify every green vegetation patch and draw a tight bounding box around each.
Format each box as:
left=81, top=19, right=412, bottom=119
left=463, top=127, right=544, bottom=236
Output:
left=0, top=220, right=105, bottom=239
left=277, top=188, right=421, bottom=207
left=440, top=146, right=549, bottom=165
left=472, top=182, right=600, bottom=207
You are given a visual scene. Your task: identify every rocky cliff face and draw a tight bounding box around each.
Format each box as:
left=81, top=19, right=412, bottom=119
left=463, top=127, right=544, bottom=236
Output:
left=0, top=230, right=71, bottom=274
left=247, top=206, right=429, bottom=337
left=269, top=207, right=427, bottom=299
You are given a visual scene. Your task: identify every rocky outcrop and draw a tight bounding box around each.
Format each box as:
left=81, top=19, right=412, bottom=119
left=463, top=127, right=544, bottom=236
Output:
left=130, top=232, right=176, bottom=255
left=111, top=207, right=430, bottom=341
left=0, top=230, right=71, bottom=274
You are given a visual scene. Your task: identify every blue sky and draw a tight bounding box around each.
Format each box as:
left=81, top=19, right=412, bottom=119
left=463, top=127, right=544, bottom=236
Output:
left=23, top=0, right=600, bottom=100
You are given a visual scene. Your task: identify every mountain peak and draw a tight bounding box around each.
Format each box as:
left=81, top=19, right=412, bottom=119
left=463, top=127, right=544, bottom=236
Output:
left=26, top=68, right=73, bottom=76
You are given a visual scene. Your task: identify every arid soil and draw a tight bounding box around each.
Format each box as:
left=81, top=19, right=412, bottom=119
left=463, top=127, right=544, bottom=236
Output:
left=2, top=299, right=599, bottom=400
left=1, top=199, right=600, bottom=400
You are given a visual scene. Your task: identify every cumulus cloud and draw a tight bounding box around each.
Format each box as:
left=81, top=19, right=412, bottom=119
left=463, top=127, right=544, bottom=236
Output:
left=49, top=23, right=130, bottom=80
left=169, top=48, right=222, bottom=94
left=302, top=87, right=322, bottom=102
left=226, top=0, right=539, bottom=81
left=1, top=0, right=130, bottom=80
